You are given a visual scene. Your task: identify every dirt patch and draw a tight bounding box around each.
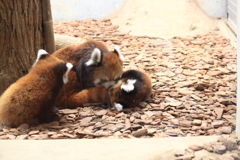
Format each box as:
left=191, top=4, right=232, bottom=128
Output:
left=107, top=0, right=220, bottom=39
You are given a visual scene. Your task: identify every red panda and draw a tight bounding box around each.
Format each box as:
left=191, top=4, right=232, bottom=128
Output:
left=108, top=69, right=152, bottom=111
left=52, top=40, right=124, bottom=109
left=0, top=50, right=73, bottom=127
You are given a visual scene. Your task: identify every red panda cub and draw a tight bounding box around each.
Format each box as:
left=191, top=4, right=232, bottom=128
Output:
left=52, top=40, right=124, bottom=109
left=0, top=50, right=73, bottom=127
left=108, top=70, right=152, bottom=111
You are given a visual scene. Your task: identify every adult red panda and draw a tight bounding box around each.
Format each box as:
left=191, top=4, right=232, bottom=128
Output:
left=108, top=70, right=152, bottom=111
left=0, top=50, right=73, bottom=127
left=52, top=40, right=124, bottom=109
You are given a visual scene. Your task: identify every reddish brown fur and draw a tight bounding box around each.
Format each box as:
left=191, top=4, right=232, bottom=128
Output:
left=53, top=40, right=123, bottom=109
left=109, top=70, right=152, bottom=108
left=0, top=55, right=68, bottom=127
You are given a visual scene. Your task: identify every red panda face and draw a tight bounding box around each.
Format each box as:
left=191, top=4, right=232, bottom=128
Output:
left=93, top=49, right=124, bottom=88
left=108, top=70, right=152, bottom=111
left=80, top=45, right=124, bottom=89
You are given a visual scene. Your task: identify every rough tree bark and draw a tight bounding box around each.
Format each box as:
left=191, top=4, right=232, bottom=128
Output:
left=0, top=0, right=55, bottom=95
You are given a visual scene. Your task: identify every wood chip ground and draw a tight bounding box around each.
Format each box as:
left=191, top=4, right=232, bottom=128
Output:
left=0, top=19, right=237, bottom=144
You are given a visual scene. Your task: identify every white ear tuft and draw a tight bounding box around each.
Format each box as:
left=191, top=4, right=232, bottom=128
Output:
left=114, top=103, right=123, bottom=111
left=63, top=62, right=73, bottom=84
left=66, top=62, right=73, bottom=70
left=85, top=48, right=101, bottom=66
left=121, top=79, right=137, bottom=92
left=32, top=49, right=49, bottom=66
left=114, top=45, right=125, bottom=61
left=38, top=49, right=48, bottom=56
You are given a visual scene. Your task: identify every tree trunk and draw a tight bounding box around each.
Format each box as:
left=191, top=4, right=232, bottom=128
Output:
left=0, top=0, right=55, bottom=95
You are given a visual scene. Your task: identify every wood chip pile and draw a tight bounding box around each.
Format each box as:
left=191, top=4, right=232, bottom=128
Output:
left=0, top=19, right=237, bottom=141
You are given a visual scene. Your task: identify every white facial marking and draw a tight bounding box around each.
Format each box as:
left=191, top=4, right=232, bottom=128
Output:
left=85, top=48, right=101, bottom=66
left=121, top=79, right=137, bottom=92
left=114, top=45, right=125, bottom=61
left=32, top=49, right=48, bottom=66
left=94, top=78, right=100, bottom=84
left=114, top=103, right=123, bottom=111
left=102, top=81, right=116, bottom=89
left=63, top=63, right=73, bottom=84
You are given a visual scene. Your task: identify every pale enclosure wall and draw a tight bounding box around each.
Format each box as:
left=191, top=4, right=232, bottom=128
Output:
left=196, top=0, right=227, bottom=18
left=50, top=0, right=125, bottom=21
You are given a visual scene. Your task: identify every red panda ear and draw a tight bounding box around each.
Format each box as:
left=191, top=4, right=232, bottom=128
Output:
left=32, top=49, right=49, bottom=66
left=113, top=45, right=124, bottom=61
left=53, top=62, right=73, bottom=84
left=85, top=48, right=102, bottom=66
left=63, top=63, right=73, bottom=84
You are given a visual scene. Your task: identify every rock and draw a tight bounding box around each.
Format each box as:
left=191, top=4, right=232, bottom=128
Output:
left=131, top=124, right=142, bottom=130
left=115, top=112, right=125, bottom=118
left=180, top=120, right=192, bottom=127
left=147, top=128, right=157, bottom=134
left=200, top=121, right=208, bottom=130
left=16, top=134, right=28, bottom=140
left=62, top=133, right=76, bottom=138
left=214, top=108, right=224, bottom=120
left=189, top=145, right=203, bottom=151
left=47, top=132, right=57, bottom=136
left=51, top=134, right=64, bottom=139
left=130, top=116, right=135, bottom=123
left=220, top=126, right=232, bottom=134
left=222, top=152, right=239, bottom=160
left=216, top=68, right=230, bottom=74
left=178, top=89, right=193, bottom=95
left=194, top=83, right=208, bottom=91
left=222, top=139, right=238, bottom=151
left=145, top=111, right=155, bottom=117
left=166, top=129, right=182, bottom=136
left=80, top=117, right=93, bottom=126
left=203, top=143, right=214, bottom=152
left=59, top=109, right=78, bottom=114
left=76, top=130, right=111, bottom=137
left=132, top=128, right=148, bottom=137
left=174, top=149, right=186, bottom=157
left=165, top=101, right=182, bottom=107
left=171, top=119, right=179, bottom=126
left=207, top=70, right=225, bottom=76
left=108, top=123, right=125, bottom=132
left=125, top=119, right=131, bottom=130
left=192, top=119, right=202, bottom=126
left=28, top=130, right=40, bottom=135
left=132, top=112, right=141, bottom=118
left=211, top=120, right=225, bottom=128
left=17, top=123, right=30, bottom=131
left=213, top=144, right=226, bottom=154
left=175, top=154, right=194, bottom=160
left=0, top=135, right=8, bottom=139
left=94, top=110, right=108, bottom=116
left=7, top=134, right=16, bottom=140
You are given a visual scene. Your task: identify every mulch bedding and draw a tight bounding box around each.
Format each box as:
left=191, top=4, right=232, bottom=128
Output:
left=0, top=19, right=237, bottom=141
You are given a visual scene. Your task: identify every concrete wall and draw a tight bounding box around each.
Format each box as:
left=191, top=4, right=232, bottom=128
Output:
left=196, top=0, right=227, bottom=18
left=50, top=0, right=125, bottom=21
left=236, top=0, right=240, bottom=138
